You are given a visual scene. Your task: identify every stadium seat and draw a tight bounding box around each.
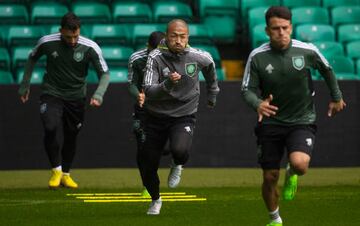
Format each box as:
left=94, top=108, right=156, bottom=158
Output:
left=109, top=67, right=128, bottom=83
left=199, top=68, right=226, bottom=81
left=153, top=1, right=193, bottom=23
left=313, top=41, right=344, bottom=59
left=338, top=24, right=360, bottom=43
left=199, top=0, right=239, bottom=18
left=72, top=2, right=111, bottom=24
left=345, top=40, right=360, bottom=60
left=188, top=24, right=213, bottom=45
left=0, top=48, right=10, bottom=71
left=112, top=2, right=152, bottom=23
left=356, top=59, right=360, bottom=75
left=240, top=0, right=280, bottom=22
left=91, top=24, right=131, bottom=46
left=0, top=26, right=7, bottom=46
left=102, top=46, right=133, bottom=67
left=7, top=25, right=45, bottom=47
left=248, top=7, right=268, bottom=30
left=327, top=56, right=359, bottom=80
left=0, top=70, right=14, bottom=84
left=12, top=46, right=46, bottom=70
left=292, top=7, right=329, bottom=27
left=251, top=23, right=269, bottom=48
left=295, top=24, right=335, bottom=42
left=331, top=6, right=360, bottom=28
left=16, top=67, right=45, bottom=84
left=282, top=0, right=321, bottom=8
left=132, top=24, right=166, bottom=47
left=86, top=70, right=99, bottom=84
left=323, top=0, right=360, bottom=9
left=31, top=2, right=69, bottom=24
left=204, top=16, right=236, bottom=43
left=0, top=4, right=29, bottom=25
left=192, top=44, right=221, bottom=68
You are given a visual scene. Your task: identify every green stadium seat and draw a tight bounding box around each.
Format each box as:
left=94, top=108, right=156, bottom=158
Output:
left=292, top=7, right=329, bottom=27
left=331, top=6, right=360, bottom=28
left=192, top=44, right=221, bottom=68
left=327, top=56, right=359, bottom=80
left=251, top=23, right=269, bottom=48
left=345, top=40, right=360, bottom=60
left=282, top=0, right=321, bottom=8
left=0, top=48, right=10, bottom=70
left=31, top=2, right=69, bottom=24
left=112, top=2, right=152, bottom=23
left=356, top=59, right=360, bottom=74
left=16, top=67, right=45, bottom=84
left=199, top=0, right=239, bottom=18
left=248, top=7, right=268, bottom=30
left=86, top=70, right=99, bottom=84
left=313, top=41, right=344, bottom=59
left=72, top=2, right=111, bottom=24
left=0, top=70, right=14, bottom=84
left=91, top=24, right=131, bottom=46
left=102, top=46, right=133, bottom=67
left=0, top=26, right=7, bottom=46
left=153, top=1, right=192, bottom=23
left=188, top=24, right=213, bottom=45
left=109, top=67, right=128, bottom=83
left=295, top=24, right=335, bottom=42
left=12, top=46, right=46, bottom=70
left=132, top=24, right=166, bottom=47
left=199, top=68, right=226, bottom=81
left=338, top=24, right=360, bottom=43
left=7, top=25, right=45, bottom=47
left=241, top=0, right=280, bottom=23
left=0, top=4, right=29, bottom=25
left=204, top=16, right=236, bottom=43
left=323, top=0, right=360, bottom=9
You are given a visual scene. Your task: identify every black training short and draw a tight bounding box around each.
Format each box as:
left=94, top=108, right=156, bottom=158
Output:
left=254, top=124, right=317, bottom=170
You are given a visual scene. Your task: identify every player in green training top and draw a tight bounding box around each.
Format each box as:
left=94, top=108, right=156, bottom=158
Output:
left=18, top=12, right=110, bottom=189
left=241, top=6, right=346, bottom=226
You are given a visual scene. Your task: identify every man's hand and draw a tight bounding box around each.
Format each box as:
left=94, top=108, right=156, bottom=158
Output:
left=257, top=94, right=278, bottom=122
left=138, top=90, right=145, bottom=108
left=90, top=98, right=101, bottom=107
left=328, top=99, right=346, bottom=117
left=20, top=90, right=30, bottom=103
left=169, top=72, right=181, bottom=83
left=207, top=100, right=215, bottom=108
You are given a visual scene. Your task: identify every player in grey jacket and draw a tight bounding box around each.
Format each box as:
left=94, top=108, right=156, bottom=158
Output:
left=141, top=19, right=220, bottom=215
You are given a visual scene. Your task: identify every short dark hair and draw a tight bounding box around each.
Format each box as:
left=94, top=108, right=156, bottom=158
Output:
left=265, top=6, right=292, bottom=26
left=61, top=12, right=81, bottom=31
left=148, top=31, right=165, bottom=49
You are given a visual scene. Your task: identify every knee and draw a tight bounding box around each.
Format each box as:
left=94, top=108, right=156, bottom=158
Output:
left=263, top=170, right=280, bottom=185
left=291, top=161, right=308, bottom=175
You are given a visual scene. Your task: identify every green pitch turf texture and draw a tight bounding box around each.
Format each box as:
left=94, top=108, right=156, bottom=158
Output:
left=0, top=168, right=359, bottom=226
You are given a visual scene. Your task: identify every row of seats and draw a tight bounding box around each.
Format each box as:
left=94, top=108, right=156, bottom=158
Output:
left=0, top=66, right=226, bottom=85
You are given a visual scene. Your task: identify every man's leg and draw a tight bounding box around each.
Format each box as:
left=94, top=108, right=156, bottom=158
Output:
left=39, top=95, right=63, bottom=188
left=60, top=99, right=85, bottom=188
left=167, top=116, right=195, bottom=188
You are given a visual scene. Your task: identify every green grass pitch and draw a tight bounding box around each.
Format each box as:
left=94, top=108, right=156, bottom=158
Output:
left=0, top=168, right=359, bottom=226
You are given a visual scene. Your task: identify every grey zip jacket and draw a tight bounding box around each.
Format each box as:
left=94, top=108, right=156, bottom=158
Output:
left=143, top=40, right=220, bottom=117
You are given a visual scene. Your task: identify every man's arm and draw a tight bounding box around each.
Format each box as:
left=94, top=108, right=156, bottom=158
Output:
left=200, top=54, right=220, bottom=107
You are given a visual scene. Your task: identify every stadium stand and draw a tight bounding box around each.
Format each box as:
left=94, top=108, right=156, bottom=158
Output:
left=251, top=23, right=268, bottom=48
left=345, top=40, right=360, bottom=61
left=313, top=41, right=345, bottom=59
left=0, top=70, right=14, bottom=84
left=323, top=0, right=360, bottom=9
left=0, top=48, right=10, bottom=71
left=112, top=2, right=152, bottom=23
left=331, top=6, right=360, bottom=28
left=326, top=56, right=359, bottom=80
left=337, top=24, right=360, bottom=43
left=188, top=24, right=213, bottom=44
left=91, top=24, right=131, bottom=46
left=16, top=67, right=44, bottom=84
left=199, top=0, right=238, bottom=18
left=30, top=2, right=69, bottom=24
left=0, top=4, right=29, bottom=25
left=109, top=67, right=128, bottom=83
left=102, top=46, right=133, bottom=67
left=153, top=1, right=193, bottom=23
left=282, top=0, right=321, bottom=8
left=292, top=7, right=329, bottom=27
left=72, top=2, right=111, bottom=24
left=295, top=24, right=335, bottom=42
left=7, top=25, right=44, bottom=47
left=248, top=7, right=268, bottom=30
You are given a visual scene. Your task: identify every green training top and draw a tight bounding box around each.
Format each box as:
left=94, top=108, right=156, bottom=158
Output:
left=19, top=33, right=110, bottom=103
left=241, top=39, right=343, bottom=125
left=127, top=48, right=148, bottom=100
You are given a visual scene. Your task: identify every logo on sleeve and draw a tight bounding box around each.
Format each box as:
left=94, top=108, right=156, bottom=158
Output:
left=73, top=51, right=84, bottom=62
left=292, top=56, right=305, bottom=70
left=185, top=63, right=197, bottom=77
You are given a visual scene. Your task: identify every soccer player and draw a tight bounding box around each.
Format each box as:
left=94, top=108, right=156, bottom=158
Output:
left=128, top=31, right=165, bottom=198
left=142, top=19, right=220, bottom=215
left=241, top=6, right=346, bottom=226
left=18, top=12, right=110, bottom=189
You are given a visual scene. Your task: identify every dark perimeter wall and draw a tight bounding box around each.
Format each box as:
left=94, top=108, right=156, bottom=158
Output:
left=0, top=81, right=359, bottom=170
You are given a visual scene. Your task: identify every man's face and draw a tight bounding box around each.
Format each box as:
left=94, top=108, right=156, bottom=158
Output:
left=60, top=28, right=80, bottom=47
left=166, top=22, right=189, bottom=53
left=266, top=17, right=292, bottom=50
